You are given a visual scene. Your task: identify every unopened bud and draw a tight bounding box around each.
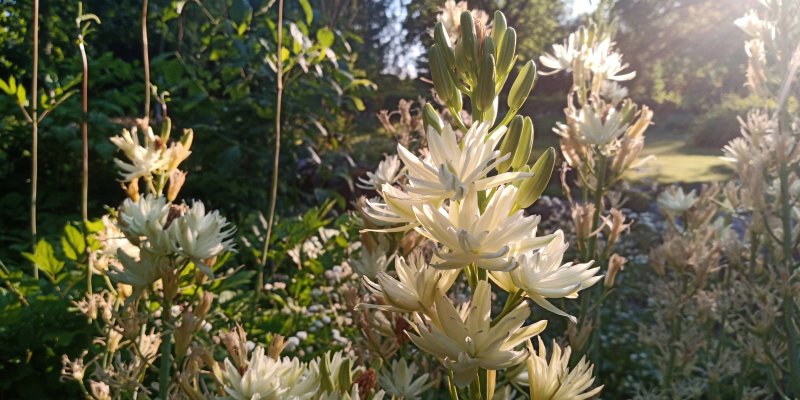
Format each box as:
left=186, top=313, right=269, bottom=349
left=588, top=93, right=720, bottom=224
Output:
left=268, top=334, right=287, bottom=360
left=482, top=36, right=495, bottom=59
left=508, top=60, right=536, bottom=111
left=430, top=44, right=460, bottom=108
left=496, top=28, right=516, bottom=76
left=338, top=357, right=354, bottom=391
left=126, top=178, right=140, bottom=202
left=492, top=11, right=507, bottom=59
left=511, top=116, right=534, bottom=170
left=514, top=147, right=555, bottom=208
left=604, top=254, right=628, bottom=288
left=475, top=53, right=497, bottom=113
left=160, top=117, right=172, bottom=142
left=422, top=103, right=444, bottom=133
left=434, top=22, right=456, bottom=73
left=168, top=170, right=187, bottom=202
left=497, top=116, right=524, bottom=173
left=460, top=11, right=478, bottom=65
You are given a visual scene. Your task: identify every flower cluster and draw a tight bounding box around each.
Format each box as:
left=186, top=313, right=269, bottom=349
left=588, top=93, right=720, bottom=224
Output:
left=355, top=7, right=603, bottom=397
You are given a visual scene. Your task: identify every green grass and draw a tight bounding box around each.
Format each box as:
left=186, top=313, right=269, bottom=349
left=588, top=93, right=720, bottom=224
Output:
left=625, top=139, right=734, bottom=183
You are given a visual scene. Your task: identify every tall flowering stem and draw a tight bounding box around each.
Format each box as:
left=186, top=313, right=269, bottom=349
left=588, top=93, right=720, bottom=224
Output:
left=540, top=14, right=652, bottom=368
left=356, top=6, right=603, bottom=398
left=30, top=0, right=39, bottom=263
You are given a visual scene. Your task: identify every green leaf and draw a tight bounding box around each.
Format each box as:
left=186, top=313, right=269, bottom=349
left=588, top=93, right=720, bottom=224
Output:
left=16, top=84, right=26, bottom=106
left=299, top=0, right=313, bottom=25
left=350, top=96, right=365, bottom=111
left=61, top=225, right=86, bottom=261
left=316, top=27, right=334, bottom=48
left=22, top=239, right=64, bottom=277
left=0, top=78, right=11, bottom=95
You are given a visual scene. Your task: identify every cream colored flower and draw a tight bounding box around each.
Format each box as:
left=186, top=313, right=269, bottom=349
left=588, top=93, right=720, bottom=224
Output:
left=408, top=280, right=547, bottom=387
left=169, top=200, right=235, bottom=276
left=378, top=359, right=432, bottom=400
left=524, top=338, right=602, bottom=400
left=540, top=31, right=583, bottom=74
left=358, top=154, right=403, bottom=190
left=92, top=215, right=140, bottom=274
left=735, top=10, right=773, bottom=39
left=107, top=248, right=164, bottom=292
left=586, top=39, right=636, bottom=82
left=351, top=236, right=394, bottom=279
left=575, top=102, right=627, bottom=146
left=363, top=185, right=430, bottom=231
left=399, top=123, right=529, bottom=201
left=362, top=252, right=459, bottom=313
left=117, top=194, right=174, bottom=254
left=110, top=127, right=169, bottom=182
left=508, top=231, right=601, bottom=322
left=414, top=185, right=556, bottom=271
left=658, top=186, right=698, bottom=213
left=221, top=346, right=318, bottom=400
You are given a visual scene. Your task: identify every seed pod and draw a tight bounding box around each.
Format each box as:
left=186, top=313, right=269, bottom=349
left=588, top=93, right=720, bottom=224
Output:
left=508, top=60, right=536, bottom=111
left=492, top=11, right=507, bottom=59
left=423, top=103, right=444, bottom=133
left=434, top=22, right=456, bottom=74
left=496, top=28, right=516, bottom=77
left=497, top=115, right=524, bottom=173
left=511, top=116, right=534, bottom=170
left=429, top=44, right=456, bottom=104
left=515, top=147, right=555, bottom=209
left=460, top=11, right=478, bottom=64
left=475, top=53, right=496, bottom=113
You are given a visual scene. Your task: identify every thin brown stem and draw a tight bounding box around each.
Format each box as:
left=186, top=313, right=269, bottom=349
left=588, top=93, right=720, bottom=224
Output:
left=258, top=0, right=284, bottom=291
left=142, top=0, right=151, bottom=124
left=30, top=0, right=39, bottom=278
left=79, top=40, right=89, bottom=223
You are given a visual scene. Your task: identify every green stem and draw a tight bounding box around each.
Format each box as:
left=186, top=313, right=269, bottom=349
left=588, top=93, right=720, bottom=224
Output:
left=159, top=295, right=174, bottom=399
left=586, top=151, right=607, bottom=262
left=490, top=290, right=524, bottom=328
left=779, top=163, right=800, bottom=396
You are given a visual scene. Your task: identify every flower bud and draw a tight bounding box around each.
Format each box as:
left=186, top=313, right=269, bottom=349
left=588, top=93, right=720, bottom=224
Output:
left=434, top=22, right=456, bottom=74
left=508, top=60, right=536, bottom=111
left=492, top=11, right=507, bottom=59
left=482, top=36, right=495, bottom=59
left=422, top=103, right=444, bottom=133
left=497, top=116, right=524, bottom=173
left=168, top=170, right=187, bottom=202
left=475, top=53, right=497, bottom=113
left=604, top=254, right=628, bottom=288
left=160, top=117, right=172, bottom=142
left=496, top=28, right=516, bottom=76
left=514, top=147, right=555, bottom=209
left=429, top=44, right=459, bottom=106
left=511, top=116, right=534, bottom=170
left=460, top=11, right=478, bottom=64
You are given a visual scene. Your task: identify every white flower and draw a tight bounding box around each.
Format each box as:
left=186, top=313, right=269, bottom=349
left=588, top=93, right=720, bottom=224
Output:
left=735, top=10, right=773, bottom=39
left=117, top=194, right=175, bottom=255
left=539, top=31, right=582, bottom=74
left=586, top=39, right=636, bottom=82
left=507, top=231, right=601, bottom=322
left=110, top=127, right=169, bottom=182
left=169, top=200, right=235, bottom=276
left=523, top=338, right=603, bottom=400
left=408, top=280, right=547, bottom=387
left=107, top=248, right=163, bottom=291
left=92, top=215, right=140, bottom=274
left=414, top=186, right=556, bottom=271
left=364, top=186, right=430, bottom=231
left=378, top=359, right=433, bottom=400
left=399, top=123, right=529, bottom=201
left=362, top=252, right=459, bottom=313
left=436, top=1, right=468, bottom=43
left=351, top=236, right=395, bottom=279
left=658, top=186, right=698, bottom=213
left=575, top=103, right=627, bottom=146
left=358, top=154, right=403, bottom=190
left=221, top=346, right=318, bottom=400
left=599, top=80, right=629, bottom=104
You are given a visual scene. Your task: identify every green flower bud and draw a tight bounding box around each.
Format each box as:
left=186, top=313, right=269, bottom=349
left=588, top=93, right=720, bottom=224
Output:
left=475, top=53, right=497, bottom=113
left=423, top=103, right=444, bottom=133
left=460, top=11, right=478, bottom=64
left=434, top=22, right=456, bottom=74
left=497, top=115, right=524, bottom=173
left=429, top=44, right=457, bottom=104
left=514, top=147, right=556, bottom=209
left=508, top=60, right=536, bottom=111
left=338, top=357, right=353, bottom=391
left=454, top=41, right=473, bottom=84
left=482, top=36, right=495, bottom=59
left=511, top=116, right=534, bottom=170
left=160, top=117, right=172, bottom=142
left=492, top=11, right=507, bottom=59
left=496, top=28, right=516, bottom=77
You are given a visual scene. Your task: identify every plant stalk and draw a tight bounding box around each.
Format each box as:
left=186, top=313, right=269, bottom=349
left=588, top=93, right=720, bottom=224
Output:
left=31, top=0, right=40, bottom=279
left=79, top=38, right=89, bottom=223
left=142, top=0, right=150, bottom=124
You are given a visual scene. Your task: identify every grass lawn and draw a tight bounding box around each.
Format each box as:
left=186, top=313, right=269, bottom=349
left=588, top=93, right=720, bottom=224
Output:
left=625, top=139, right=734, bottom=183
